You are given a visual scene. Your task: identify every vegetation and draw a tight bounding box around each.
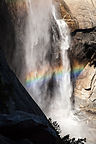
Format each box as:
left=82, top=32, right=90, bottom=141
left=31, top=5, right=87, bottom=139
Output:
left=49, top=118, right=86, bottom=144
left=62, top=135, right=86, bottom=144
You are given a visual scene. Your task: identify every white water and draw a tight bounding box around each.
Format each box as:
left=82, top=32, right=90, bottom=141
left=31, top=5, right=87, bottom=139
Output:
left=51, top=6, right=72, bottom=116
left=24, top=0, right=85, bottom=139
left=48, top=6, right=84, bottom=138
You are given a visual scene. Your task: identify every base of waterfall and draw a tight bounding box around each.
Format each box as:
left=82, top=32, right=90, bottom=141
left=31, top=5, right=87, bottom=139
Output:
left=48, top=109, right=85, bottom=138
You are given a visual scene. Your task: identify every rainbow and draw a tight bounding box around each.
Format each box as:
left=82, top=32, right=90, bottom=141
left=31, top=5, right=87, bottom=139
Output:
left=71, top=66, right=84, bottom=79
left=26, top=66, right=64, bottom=88
left=25, top=65, right=84, bottom=88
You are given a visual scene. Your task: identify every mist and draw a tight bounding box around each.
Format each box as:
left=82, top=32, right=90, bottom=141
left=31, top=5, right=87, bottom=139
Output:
left=23, top=0, right=85, bottom=139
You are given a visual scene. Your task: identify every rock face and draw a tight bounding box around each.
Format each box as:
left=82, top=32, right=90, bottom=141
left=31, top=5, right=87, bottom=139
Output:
left=75, top=64, right=96, bottom=110
left=54, top=0, right=79, bottom=31
left=70, top=25, right=96, bottom=110
left=64, top=0, right=96, bottom=29
left=69, top=28, right=96, bottom=115
left=54, top=0, right=96, bottom=112
left=0, top=48, right=59, bottom=144
left=71, top=27, right=96, bottom=64
left=0, top=0, right=27, bottom=80
left=74, top=64, right=96, bottom=144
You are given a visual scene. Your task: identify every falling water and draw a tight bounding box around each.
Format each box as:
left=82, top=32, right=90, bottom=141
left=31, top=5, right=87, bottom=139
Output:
left=25, top=0, right=52, bottom=109
left=48, top=6, right=83, bottom=138
left=24, top=0, right=85, bottom=139
left=50, top=6, right=72, bottom=116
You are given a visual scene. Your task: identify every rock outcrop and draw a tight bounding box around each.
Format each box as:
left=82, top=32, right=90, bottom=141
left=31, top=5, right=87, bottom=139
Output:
left=54, top=0, right=79, bottom=31
left=69, top=25, right=96, bottom=111
left=69, top=29, right=96, bottom=122
left=74, top=64, right=96, bottom=144
left=71, top=27, right=96, bottom=64
left=66, top=1, right=96, bottom=125
left=64, top=0, right=96, bottom=29
left=75, top=64, right=96, bottom=110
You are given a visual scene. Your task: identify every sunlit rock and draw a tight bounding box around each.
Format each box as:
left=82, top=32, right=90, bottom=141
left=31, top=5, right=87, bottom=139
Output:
left=64, top=0, right=96, bottom=29
left=53, top=0, right=79, bottom=32
left=75, top=64, right=96, bottom=111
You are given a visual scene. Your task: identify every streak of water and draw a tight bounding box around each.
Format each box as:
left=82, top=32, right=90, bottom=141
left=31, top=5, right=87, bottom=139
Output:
left=25, top=0, right=84, bottom=139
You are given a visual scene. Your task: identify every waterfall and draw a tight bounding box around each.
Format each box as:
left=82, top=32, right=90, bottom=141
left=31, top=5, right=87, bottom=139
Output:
left=47, top=6, right=83, bottom=138
left=24, top=0, right=84, bottom=139
left=25, top=0, right=52, bottom=108
left=51, top=6, right=72, bottom=116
